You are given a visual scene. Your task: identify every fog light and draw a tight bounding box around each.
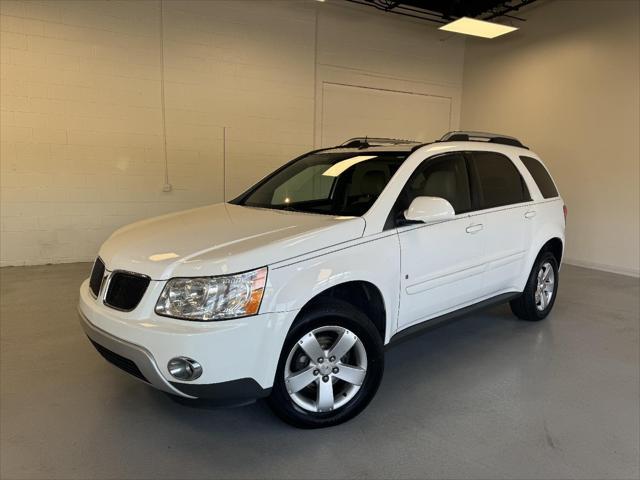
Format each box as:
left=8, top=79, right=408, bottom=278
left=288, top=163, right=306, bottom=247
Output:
left=167, top=357, right=202, bottom=381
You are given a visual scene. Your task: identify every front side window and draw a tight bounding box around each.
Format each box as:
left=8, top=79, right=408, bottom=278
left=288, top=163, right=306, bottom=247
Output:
left=397, top=153, right=472, bottom=215
left=234, top=152, right=408, bottom=216
left=469, top=152, right=530, bottom=209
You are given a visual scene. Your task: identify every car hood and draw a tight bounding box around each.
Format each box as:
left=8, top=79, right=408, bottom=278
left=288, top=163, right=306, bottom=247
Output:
left=98, top=203, right=365, bottom=280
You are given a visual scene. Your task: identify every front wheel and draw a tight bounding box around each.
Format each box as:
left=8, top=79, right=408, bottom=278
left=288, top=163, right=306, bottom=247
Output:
left=510, top=251, right=559, bottom=321
left=267, top=299, right=384, bottom=428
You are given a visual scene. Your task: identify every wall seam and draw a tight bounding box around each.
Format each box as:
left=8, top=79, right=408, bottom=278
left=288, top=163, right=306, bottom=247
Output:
left=158, top=0, right=169, bottom=189
left=313, top=7, right=319, bottom=149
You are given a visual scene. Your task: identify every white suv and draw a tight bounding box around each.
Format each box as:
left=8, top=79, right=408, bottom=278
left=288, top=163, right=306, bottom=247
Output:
left=79, top=131, right=566, bottom=428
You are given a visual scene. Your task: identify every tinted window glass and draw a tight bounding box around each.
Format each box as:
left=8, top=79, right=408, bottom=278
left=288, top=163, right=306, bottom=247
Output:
left=520, top=156, right=559, bottom=198
left=236, top=152, right=407, bottom=216
left=402, top=153, right=471, bottom=214
left=470, top=152, right=530, bottom=209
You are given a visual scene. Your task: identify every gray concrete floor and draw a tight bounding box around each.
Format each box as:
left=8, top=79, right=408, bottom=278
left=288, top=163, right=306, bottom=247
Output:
left=0, top=263, right=638, bottom=480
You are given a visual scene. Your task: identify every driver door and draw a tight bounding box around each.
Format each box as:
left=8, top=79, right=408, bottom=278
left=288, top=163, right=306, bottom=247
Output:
left=396, top=153, right=486, bottom=330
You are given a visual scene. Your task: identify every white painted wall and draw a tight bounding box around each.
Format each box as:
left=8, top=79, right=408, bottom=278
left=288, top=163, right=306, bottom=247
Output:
left=461, top=1, right=640, bottom=277
left=0, top=0, right=464, bottom=266
left=320, top=83, right=452, bottom=147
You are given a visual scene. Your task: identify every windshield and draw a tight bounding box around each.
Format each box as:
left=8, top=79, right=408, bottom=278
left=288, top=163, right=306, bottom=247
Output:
left=233, top=151, right=409, bottom=216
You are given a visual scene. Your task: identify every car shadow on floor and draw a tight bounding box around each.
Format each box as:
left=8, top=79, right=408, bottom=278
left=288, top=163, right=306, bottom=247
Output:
left=136, top=302, right=553, bottom=429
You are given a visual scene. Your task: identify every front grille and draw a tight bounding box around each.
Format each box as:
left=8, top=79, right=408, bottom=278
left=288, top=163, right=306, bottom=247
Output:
left=104, top=271, right=150, bottom=311
left=89, top=258, right=105, bottom=297
left=89, top=339, right=148, bottom=383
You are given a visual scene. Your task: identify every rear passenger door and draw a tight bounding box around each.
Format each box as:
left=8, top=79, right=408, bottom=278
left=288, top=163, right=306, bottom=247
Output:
left=467, top=151, right=533, bottom=295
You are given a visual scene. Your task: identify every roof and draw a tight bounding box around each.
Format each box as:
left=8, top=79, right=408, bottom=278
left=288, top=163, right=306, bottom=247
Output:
left=321, top=132, right=529, bottom=155
left=323, top=144, right=423, bottom=154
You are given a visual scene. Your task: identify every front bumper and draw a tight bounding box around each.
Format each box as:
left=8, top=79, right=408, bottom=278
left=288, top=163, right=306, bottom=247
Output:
left=79, top=279, right=295, bottom=403
left=80, top=310, right=192, bottom=397
left=81, top=311, right=270, bottom=404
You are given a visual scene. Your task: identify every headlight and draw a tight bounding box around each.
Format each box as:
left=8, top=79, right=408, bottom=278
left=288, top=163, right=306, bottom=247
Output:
left=155, top=267, right=267, bottom=321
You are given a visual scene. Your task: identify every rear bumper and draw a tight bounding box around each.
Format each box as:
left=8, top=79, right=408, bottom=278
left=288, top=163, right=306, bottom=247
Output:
left=80, top=311, right=272, bottom=404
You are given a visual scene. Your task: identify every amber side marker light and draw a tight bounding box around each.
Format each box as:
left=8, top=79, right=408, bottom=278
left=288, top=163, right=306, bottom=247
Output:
left=439, top=17, right=518, bottom=39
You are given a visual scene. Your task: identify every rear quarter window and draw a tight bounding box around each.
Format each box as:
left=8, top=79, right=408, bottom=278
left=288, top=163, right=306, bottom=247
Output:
left=520, top=156, right=559, bottom=199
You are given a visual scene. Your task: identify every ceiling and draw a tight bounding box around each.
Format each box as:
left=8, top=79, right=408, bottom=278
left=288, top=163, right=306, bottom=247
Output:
left=344, top=0, right=538, bottom=24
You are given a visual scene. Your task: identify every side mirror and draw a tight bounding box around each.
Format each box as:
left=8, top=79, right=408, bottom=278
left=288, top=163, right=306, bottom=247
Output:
left=402, top=196, right=455, bottom=225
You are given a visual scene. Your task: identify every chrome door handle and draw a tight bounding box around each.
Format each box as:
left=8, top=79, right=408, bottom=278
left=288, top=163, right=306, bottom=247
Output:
left=466, top=224, right=484, bottom=234
left=524, top=210, right=537, bottom=219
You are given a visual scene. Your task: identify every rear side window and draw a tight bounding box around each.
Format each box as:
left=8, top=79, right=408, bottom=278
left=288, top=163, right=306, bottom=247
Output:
left=469, top=152, right=530, bottom=209
left=520, top=156, right=559, bottom=198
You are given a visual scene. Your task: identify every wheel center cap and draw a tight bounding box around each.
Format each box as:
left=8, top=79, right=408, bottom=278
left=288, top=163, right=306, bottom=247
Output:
left=319, top=363, right=331, bottom=375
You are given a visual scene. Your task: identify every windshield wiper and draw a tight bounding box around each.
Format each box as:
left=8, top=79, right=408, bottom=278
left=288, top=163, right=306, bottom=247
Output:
left=280, top=205, right=304, bottom=212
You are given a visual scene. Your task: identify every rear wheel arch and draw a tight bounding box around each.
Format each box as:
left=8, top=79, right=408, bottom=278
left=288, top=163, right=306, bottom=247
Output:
left=518, top=234, right=564, bottom=292
left=540, top=237, right=563, bottom=265
left=510, top=250, right=559, bottom=321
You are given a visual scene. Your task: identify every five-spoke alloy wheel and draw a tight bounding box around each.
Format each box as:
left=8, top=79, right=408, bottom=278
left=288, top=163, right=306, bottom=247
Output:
left=510, top=251, right=559, bottom=321
left=284, top=326, right=367, bottom=413
left=268, top=299, right=384, bottom=428
left=534, top=261, right=555, bottom=311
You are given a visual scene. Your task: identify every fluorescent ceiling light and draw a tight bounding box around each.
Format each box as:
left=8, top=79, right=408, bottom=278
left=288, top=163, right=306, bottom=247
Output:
left=323, top=156, right=376, bottom=177
left=439, top=17, right=518, bottom=39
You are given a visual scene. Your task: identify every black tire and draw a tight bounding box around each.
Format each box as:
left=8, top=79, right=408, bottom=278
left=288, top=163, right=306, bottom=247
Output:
left=510, top=251, right=559, bottom=321
left=267, top=299, right=384, bottom=428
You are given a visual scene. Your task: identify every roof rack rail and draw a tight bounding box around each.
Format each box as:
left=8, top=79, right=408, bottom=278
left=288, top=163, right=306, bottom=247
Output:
left=341, top=137, right=419, bottom=149
left=439, top=131, right=528, bottom=149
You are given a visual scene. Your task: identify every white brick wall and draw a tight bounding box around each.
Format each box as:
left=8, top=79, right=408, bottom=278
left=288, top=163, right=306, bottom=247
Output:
left=0, top=0, right=464, bottom=266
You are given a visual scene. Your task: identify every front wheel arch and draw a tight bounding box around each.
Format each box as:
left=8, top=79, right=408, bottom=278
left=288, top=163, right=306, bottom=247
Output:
left=294, top=280, right=387, bottom=342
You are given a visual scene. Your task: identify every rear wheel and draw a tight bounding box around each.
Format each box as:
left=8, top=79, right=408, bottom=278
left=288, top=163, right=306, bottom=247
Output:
left=510, top=251, right=559, bottom=321
left=267, top=299, right=384, bottom=428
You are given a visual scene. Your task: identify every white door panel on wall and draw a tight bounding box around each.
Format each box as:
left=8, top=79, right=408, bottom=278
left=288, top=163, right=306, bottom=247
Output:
left=320, top=83, right=452, bottom=147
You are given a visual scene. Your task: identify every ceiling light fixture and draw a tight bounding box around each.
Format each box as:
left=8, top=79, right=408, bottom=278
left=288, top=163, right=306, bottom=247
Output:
left=439, top=16, right=518, bottom=39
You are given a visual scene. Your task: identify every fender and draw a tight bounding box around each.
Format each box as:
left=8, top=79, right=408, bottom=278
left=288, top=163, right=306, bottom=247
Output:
left=262, top=232, right=401, bottom=344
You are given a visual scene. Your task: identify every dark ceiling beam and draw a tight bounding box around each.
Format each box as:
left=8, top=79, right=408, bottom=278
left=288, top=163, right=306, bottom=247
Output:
left=482, top=0, right=537, bottom=20
left=343, top=0, right=537, bottom=24
left=344, top=0, right=447, bottom=24
left=391, top=3, right=451, bottom=20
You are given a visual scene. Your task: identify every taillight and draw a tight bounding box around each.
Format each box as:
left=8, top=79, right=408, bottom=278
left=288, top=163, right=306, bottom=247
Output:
left=563, top=204, right=568, bottom=221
